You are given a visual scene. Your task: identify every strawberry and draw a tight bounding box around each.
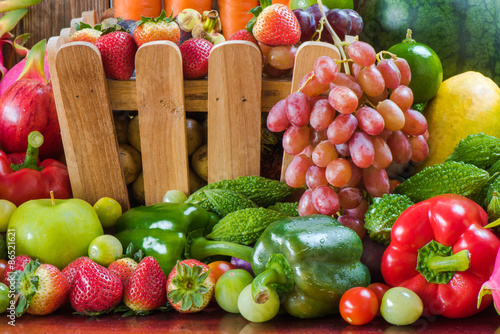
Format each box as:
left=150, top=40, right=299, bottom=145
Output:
left=11, top=260, right=70, bottom=316
left=123, top=256, right=167, bottom=313
left=2, top=255, right=32, bottom=285
left=133, top=10, right=181, bottom=47
left=95, top=30, right=137, bottom=81
left=69, top=22, right=102, bottom=44
left=179, top=38, right=212, bottom=80
left=167, top=259, right=215, bottom=313
left=249, top=1, right=301, bottom=47
left=70, top=259, right=123, bottom=315
left=61, top=256, right=93, bottom=286
left=108, top=257, right=138, bottom=286
left=229, top=29, right=259, bottom=46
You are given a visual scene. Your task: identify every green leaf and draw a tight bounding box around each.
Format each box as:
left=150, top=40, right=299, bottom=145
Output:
left=192, top=292, right=203, bottom=308
left=167, top=289, right=183, bottom=304
left=197, top=270, right=209, bottom=284
left=15, top=296, right=29, bottom=317
left=181, top=295, right=193, bottom=311
left=246, top=17, right=257, bottom=33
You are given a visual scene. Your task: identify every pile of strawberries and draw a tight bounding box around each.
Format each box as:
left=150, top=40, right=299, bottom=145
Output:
left=3, top=255, right=216, bottom=316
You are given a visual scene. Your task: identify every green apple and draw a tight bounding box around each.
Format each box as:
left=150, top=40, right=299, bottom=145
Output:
left=8, top=198, right=104, bottom=269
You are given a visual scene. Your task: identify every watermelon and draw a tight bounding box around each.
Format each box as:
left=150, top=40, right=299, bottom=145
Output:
left=356, top=0, right=500, bottom=86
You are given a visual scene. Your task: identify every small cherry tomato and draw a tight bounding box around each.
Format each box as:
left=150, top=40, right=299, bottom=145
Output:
left=367, top=282, right=390, bottom=316
left=339, top=287, right=378, bottom=325
left=208, top=261, right=237, bottom=283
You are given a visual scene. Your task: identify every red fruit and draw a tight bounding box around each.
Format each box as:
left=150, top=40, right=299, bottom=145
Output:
left=123, top=256, right=167, bottom=312
left=108, top=257, right=138, bottom=286
left=61, top=256, right=93, bottom=286
left=229, top=29, right=259, bottom=46
left=95, top=31, right=138, bottom=81
left=69, top=23, right=102, bottom=44
left=252, top=4, right=301, bottom=47
left=179, top=38, right=213, bottom=79
left=167, top=259, right=216, bottom=313
left=2, top=255, right=32, bottom=285
left=70, top=260, right=123, bottom=315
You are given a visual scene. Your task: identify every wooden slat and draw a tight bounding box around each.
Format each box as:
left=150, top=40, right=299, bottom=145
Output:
left=49, top=41, right=130, bottom=211
left=135, top=41, right=189, bottom=205
left=280, top=41, right=342, bottom=182
left=207, top=41, right=262, bottom=183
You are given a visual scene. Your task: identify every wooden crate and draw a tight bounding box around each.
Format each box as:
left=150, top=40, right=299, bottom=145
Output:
left=47, top=11, right=341, bottom=211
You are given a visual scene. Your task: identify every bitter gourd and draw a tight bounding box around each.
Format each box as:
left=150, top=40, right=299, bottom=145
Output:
left=267, top=202, right=299, bottom=217
left=393, top=161, right=490, bottom=203
left=445, top=133, right=500, bottom=170
left=195, top=189, right=257, bottom=217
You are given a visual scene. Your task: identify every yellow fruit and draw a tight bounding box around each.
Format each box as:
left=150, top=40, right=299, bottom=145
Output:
left=421, top=71, right=500, bottom=170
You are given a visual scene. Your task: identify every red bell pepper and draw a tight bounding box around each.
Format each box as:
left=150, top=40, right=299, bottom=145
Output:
left=0, top=131, right=71, bottom=206
left=381, top=194, right=500, bottom=318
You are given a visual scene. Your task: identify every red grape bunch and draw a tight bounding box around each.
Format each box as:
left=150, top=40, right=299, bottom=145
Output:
left=266, top=40, right=429, bottom=236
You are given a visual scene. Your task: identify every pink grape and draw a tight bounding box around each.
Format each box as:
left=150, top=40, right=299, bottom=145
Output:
left=423, top=129, right=429, bottom=141
left=298, top=189, right=320, bottom=216
left=306, top=165, right=328, bottom=189
left=337, top=215, right=366, bottom=239
left=355, top=106, right=385, bottom=136
left=335, top=142, right=350, bottom=157
left=366, top=88, right=388, bottom=106
left=352, top=62, right=362, bottom=78
left=376, top=99, right=405, bottom=131
left=313, top=56, right=338, bottom=85
left=268, top=45, right=297, bottom=70
left=312, top=186, right=340, bottom=216
left=282, top=125, right=310, bottom=155
left=378, top=128, right=392, bottom=141
left=410, top=135, right=429, bottom=163
left=342, top=158, right=363, bottom=189
left=285, top=154, right=313, bottom=188
left=347, top=41, right=376, bottom=67
left=376, top=58, right=401, bottom=89
left=338, top=187, right=363, bottom=209
left=387, top=131, right=412, bottom=164
left=299, top=71, right=329, bottom=96
left=267, top=99, right=290, bottom=132
left=309, top=129, right=328, bottom=147
left=363, top=166, right=390, bottom=198
left=300, top=144, right=314, bottom=157
left=358, top=65, right=385, bottom=97
left=402, top=108, right=428, bottom=136
left=343, top=198, right=369, bottom=223
left=286, top=92, right=311, bottom=127
left=390, top=85, right=414, bottom=111
left=371, top=135, right=393, bottom=169
left=312, top=140, right=339, bottom=167
left=393, top=57, right=411, bottom=86
left=329, top=85, right=359, bottom=114
left=331, top=73, right=364, bottom=100
left=349, top=131, right=375, bottom=168
left=326, top=158, right=352, bottom=188
left=327, top=113, right=358, bottom=145
left=310, top=99, right=336, bottom=131
left=308, top=96, right=327, bottom=109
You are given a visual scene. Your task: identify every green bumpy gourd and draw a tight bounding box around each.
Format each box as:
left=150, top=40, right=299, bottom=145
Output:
left=199, top=188, right=258, bottom=217
left=251, top=215, right=371, bottom=319
left=445, top=133, right=500, bottom=170
left=267, top=201, right=299, bottom=217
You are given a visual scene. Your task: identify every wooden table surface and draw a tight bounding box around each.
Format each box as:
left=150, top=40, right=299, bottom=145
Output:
left=1, top=303, right=499, bottom=333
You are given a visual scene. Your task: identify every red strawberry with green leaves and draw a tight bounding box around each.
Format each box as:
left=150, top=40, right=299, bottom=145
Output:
left=69, top=259, right=123, bottom=315
left=2, top=255, right=32, bottom=285
left=179, top=38, right=213, bottom=80
left=95, top=30, right=137, bottom=81
left=248, top=0, right=301, bottom=47
left=167, top=259, right=215, bottom=313
left=62, top=256, right=93, bottom=286
left=133, top=10, right=180, bottom=47
left=11, top=260, right=70, bottom=316
left=108, top=257, right=138, bottom=286
left=69, top=22, right=102, bottom=44
left=122, top=256, right=167, bottom=314
left=229, top=29, right=259, bottom=46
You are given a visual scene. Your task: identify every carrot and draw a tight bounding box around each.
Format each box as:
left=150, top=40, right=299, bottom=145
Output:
left=163, top=0, right=213, bottom=17
left=218, top=0, right=259, bottom=40
left=114, top=0, right=162, bottom=20
left=272, top=0, right=290, bottom=5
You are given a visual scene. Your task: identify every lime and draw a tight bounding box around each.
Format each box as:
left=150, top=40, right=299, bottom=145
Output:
left=93, top=197, right=122, bottom=228
left=88, top=234, right=123, bottom=266
left=0, top=200, right=16, bottom=232
left=387, top=32, right=443, bottom=104
left=289, top=0, right=353, bottom=10
left=163, top=190, right=188, bottom=203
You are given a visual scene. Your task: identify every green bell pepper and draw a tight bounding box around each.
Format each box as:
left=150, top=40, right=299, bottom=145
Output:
left=114, top=202, right=220, bottom=275
left=187, top=214, right=371, bottom=319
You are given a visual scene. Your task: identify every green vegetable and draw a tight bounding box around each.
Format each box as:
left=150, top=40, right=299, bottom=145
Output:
left=267, top=201, right=299, bottom=217
left=186, top=176, right=295, bottom=208
left=445, top=133, right=500, bottom=169
left=488, top=160, right=500, bottom=175
left=356, top=0, right=500, bottom=86
left=364, top=194, right=414, bottom=246
left=485, top=177, right=500, bottom=222
left=196, top=189, right=257, bottom=217
left=393, top=161, right=489, bottom=203
left=470, top=172, right=500, bottom=206
left=207, top=208, right=288, bottom=245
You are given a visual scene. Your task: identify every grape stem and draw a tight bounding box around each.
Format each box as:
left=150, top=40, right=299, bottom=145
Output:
left=297, top=73, right=315, bottom=93
left=316, top=0, right=350, bottom=76
left=376, top=50, right=398, bottom=63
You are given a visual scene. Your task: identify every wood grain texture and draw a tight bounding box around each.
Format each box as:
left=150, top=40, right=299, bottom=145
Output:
left=135, top=41, right=189, bottom=205
left=49, top=41, right=129, bottom=211
left=280, top=42, right=341, bottom=182
left=207, top=41, right=262, bottom=183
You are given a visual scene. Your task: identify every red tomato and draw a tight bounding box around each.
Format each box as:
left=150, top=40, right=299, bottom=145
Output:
left=367, top=282, right=390, bottom=316
left=208, top=261, right=237, bottom=283
left=339, top=287, right=378, bottom=325
left=0, top=260, right=6, bottom=282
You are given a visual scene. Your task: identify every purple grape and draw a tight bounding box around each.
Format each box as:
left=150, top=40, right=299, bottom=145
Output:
left=321, top=8, right=352, bottom=43
left=344, top=9, right=363, bottom=36
left=292, top=8, right=316, bottom=43
left=231, top=257, right=254, bottom=276
left=117, top=19, right=138, bottom=36
left=306, top=4, right=330, bottom=29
